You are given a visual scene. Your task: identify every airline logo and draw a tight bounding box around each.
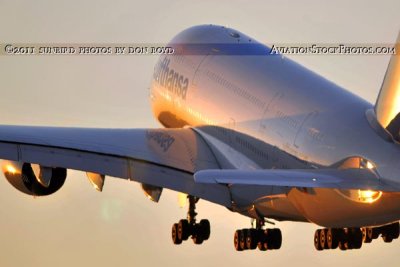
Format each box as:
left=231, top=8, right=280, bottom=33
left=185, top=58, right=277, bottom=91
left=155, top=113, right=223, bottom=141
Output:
left=153, top=57, right=189, bottom=100
left=146, top=130, right=175, bottom=152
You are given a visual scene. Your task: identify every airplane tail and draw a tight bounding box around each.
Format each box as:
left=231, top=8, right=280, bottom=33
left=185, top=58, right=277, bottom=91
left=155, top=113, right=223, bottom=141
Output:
left=375, top=31, right=400, bottom=140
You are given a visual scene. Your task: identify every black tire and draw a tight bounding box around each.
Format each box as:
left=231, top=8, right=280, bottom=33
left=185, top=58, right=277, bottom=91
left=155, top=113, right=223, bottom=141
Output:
left=192, top=234, right=204, bottom=245
left=258, top=241, right=267, bottom=251
left=192, top=224, right=204, bottom=245
left=269, top=228, right=282, bottom=250
left=338, top=241, right=347, bottom=251
left=240, top=229, right=248, bottom=250
left=257, top=230, right=267, bottom=251
left=234, top=230, right=243, bottom=251
left=178, top=219, right=190, bottom=241
left=246, top=229, right=258, bottom=250
left=172, top=223, right=182, bottom=245
left=327, top=228, right=339, bottom=249
left=370, top=227, right=380, bottom=239
left=388, top=222, right=400, bottom=239
left=314, top=229, right=323, bottom=251
left=319, top=228, right=327, bottom=249
left=199, top=219, right=211, bottom=240
left=349, top=228, right=363, bottom=249
left=382, top=234, right=394, bottom=243
left=363, top=228, right=372, bottom=243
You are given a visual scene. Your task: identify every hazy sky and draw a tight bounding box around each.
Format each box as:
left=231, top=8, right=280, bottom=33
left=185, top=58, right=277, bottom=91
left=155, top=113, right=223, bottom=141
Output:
left=0, top=0, right=400, bottom=266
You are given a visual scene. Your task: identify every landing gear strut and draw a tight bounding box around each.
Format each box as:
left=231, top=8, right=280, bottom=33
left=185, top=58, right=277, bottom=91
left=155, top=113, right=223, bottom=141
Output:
left=233, top=219, right=282, bottom=252
left=171, top=196, right=210, bottom=245
left=314, top=222, right=400, bottom=251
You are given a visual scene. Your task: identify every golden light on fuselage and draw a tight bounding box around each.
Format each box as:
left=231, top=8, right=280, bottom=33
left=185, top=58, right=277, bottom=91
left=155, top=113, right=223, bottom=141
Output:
left=358, top=190, right=383, bottom=203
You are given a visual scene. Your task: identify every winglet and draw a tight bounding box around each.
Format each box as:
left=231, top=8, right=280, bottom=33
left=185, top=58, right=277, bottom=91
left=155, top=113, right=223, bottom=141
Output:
left=375, top=31, right=400, bottom=137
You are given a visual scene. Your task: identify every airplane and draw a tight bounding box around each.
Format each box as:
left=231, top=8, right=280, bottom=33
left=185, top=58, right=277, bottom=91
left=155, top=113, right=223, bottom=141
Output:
left=0, top=24, right=399, bottom=252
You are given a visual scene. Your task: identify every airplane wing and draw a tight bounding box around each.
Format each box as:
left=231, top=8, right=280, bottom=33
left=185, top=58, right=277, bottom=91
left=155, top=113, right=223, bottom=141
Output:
left=0, top=125, right=395, bottom=210
left=194, top=168, right=396, bottom=192
left=0, top=125, right=231, bottom=207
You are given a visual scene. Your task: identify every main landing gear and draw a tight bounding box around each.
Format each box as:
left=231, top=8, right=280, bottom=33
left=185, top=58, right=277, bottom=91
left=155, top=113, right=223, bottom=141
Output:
left=234, top=219, right=282, bottom=252
left=314, top=222, right=400, bottom=251
left=171, top=196, right=210, bottom=245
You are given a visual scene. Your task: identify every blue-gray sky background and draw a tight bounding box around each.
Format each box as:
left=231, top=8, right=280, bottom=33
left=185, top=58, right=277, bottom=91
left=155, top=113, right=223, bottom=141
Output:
left=0, top=0, right=399, bottom=266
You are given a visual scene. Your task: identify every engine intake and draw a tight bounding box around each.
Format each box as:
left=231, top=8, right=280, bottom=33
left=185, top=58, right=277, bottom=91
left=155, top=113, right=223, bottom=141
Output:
left=1, top=160, right=67, bottom=196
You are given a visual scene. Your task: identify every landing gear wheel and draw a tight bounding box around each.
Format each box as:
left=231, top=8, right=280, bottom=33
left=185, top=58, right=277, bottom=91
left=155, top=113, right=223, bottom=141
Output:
left=239, top=229, right=248, bottom=250
left=370, top=227, right=380, bottom=239
left=246, top=229, right=258, bottom=250
left=313, top=225, right=400, bottom=251
left=383, top=222, right=400, bottom=241
left=178, top=219, right=190, bottom=241
left=382, top=235, right=393, bottom=243
left=349, top=228, right=363, bottom=249
left=362, top=228, right=372, bottom=243
left=172, top=196, right=211, bottom=246
left=390, top=222, right=400, bottom=239
left=338, top=241, right=348, bottom=251
left=192, top=224, right=204, bottom=245
left=327, top=228, right=339, bottom=249
left=234, top=218, right=282, bottom=252
left=314, top=229, right=323, bottom=251
left=257, top=241, right=267, bottom=251
left=319, top=228, right=328, bottom=249
left=172, top=223, right=182, bottom=245
left=269, top=228, right=282, bottom=249
left=234, top=230, right=243, bottom=251
left=257, top=230, right=267, bottom=251
left=200, top=219, right=210, bottom=240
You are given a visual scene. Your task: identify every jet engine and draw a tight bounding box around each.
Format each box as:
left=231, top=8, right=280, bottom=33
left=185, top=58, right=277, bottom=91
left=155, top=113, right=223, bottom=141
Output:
left=1, top=160, right=67, bottom=196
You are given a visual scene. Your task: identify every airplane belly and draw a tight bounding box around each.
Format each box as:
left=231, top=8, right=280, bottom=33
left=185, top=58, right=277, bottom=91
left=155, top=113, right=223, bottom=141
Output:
left=227, top=184, right=308, bottom=222
left=253, top=195, right=308, bottom=222
left=288, top=188, right=400, bottom=228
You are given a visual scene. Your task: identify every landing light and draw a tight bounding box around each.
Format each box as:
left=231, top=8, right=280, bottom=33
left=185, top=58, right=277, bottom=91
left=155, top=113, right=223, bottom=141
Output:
left=358, top=190, right=382, bottom=203
left=6, top=165, right=17, bottom=174
left=366, top=161, right=375, bottom=169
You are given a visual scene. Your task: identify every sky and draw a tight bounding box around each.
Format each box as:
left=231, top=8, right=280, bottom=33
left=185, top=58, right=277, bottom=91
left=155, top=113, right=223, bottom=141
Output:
left=0, top=0, right=400, bottom=266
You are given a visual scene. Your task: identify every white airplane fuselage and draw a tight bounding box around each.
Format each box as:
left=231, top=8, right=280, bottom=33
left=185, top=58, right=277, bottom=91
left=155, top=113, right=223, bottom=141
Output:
left=150, top=25, right=400, bottom=228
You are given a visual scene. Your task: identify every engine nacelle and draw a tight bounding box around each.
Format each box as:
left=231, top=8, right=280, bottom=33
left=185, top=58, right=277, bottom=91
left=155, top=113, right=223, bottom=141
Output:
left=1, top=160, right=67, bottom=196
